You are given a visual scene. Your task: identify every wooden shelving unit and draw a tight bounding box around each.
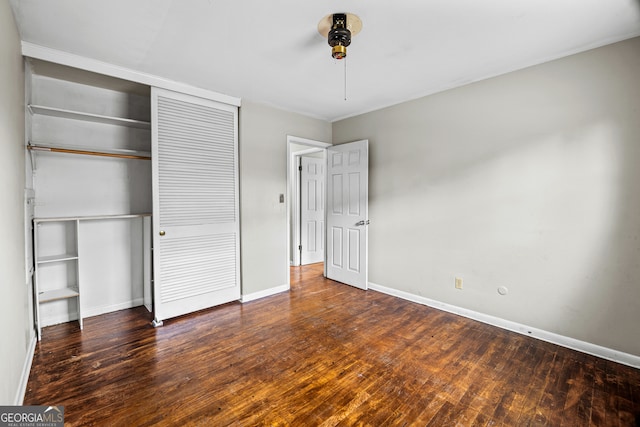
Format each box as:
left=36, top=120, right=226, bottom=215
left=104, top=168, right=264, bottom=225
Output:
left=33, top=214, right=152, bottom=340
left=33, top=218, right=82, bottom=341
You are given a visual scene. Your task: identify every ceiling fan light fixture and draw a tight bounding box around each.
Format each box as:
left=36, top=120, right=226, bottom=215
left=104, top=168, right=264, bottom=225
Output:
left=331, top=44, right=347, bottom=60
left=328, top=13, right=350, bottom=59
left=318, top=12, right=362, bottom=60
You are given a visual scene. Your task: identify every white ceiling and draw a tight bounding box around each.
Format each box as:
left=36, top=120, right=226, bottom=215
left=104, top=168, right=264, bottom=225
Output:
left=9, top=0, right=640, bottom=122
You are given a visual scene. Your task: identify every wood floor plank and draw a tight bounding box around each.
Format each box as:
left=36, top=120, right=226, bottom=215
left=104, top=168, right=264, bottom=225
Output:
left=590, top=357, right=609, bottom=426
left=24, top=263, right=640, bottom=426
left=486, top=338, right=533, bottom=425
left=532, top=351, right=565, bottom=426
left=514, top=344, right=559, bottom=425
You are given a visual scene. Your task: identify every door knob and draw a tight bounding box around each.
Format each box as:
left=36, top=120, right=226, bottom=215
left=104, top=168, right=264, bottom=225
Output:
left=159, top=230, right=165, bottom=236
left=355, top=220, right=370, bottom=226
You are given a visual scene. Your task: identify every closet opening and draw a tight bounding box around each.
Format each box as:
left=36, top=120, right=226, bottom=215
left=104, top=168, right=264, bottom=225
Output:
left=25, top=58, right=153, bottom=339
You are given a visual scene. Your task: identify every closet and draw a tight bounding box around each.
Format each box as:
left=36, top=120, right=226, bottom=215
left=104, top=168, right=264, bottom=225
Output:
left=25, top=58, right=240, bottom=338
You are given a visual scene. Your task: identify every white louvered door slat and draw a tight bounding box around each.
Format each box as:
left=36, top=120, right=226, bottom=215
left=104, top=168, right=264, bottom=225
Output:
left=152, top=88, right=240, bottom=324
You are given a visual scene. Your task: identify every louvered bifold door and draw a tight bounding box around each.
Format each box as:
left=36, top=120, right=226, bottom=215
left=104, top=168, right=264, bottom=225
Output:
left=151, top=88, right=240, bottom=324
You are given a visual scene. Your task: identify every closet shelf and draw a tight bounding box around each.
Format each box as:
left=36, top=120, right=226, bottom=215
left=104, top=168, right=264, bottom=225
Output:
left=39, top=288, right=80, bottom=303
left=28, top=104, right=151, bottom=130
left=37, top=253, right=78, bottom=264
left=34, top=213, right=152, bottom=223
left=28, top=142, right=151, bottom=160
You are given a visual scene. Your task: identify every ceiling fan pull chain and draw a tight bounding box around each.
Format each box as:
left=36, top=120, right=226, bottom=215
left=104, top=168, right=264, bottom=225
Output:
left=344, top=57, right=347, bottom=101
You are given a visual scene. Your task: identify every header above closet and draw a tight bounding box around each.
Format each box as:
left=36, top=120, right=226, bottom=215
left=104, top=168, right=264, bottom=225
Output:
left=23, top=42, right=241, bottom=107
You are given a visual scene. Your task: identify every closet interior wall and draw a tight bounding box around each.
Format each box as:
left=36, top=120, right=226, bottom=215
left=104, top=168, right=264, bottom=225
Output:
left=27, top=59, right=152, bottom=328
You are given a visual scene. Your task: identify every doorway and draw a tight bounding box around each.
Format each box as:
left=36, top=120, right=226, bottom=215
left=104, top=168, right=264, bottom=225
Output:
left=286, top=136, right=370, bottom=291
left=286, top=136, right=331, bottom=285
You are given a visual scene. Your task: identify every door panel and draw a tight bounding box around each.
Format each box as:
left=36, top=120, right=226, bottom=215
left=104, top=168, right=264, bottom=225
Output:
left=332, top=175, right=343, bottom=214
left=348, top=229, right=360, bottom=272
left=152, top=88, right=240, bottom=323
left=331, top=227, right=343, bottom=268
left=326, top=140, right=368, bottom=289
left=300, top=156, right=325, bottom=265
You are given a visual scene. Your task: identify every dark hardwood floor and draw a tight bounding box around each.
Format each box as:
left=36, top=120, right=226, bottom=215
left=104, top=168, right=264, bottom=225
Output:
left=25, top=263, right=640, bottom=426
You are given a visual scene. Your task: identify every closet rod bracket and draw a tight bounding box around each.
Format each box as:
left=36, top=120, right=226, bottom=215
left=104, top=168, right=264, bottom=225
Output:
left=27, top=144, right=38, bottom=170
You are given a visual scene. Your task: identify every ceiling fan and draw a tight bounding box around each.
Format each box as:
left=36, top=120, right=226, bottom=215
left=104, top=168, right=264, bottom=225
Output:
left=316, top=13, right=362, bottom=100
left=317, top=13, right=363, bottom=60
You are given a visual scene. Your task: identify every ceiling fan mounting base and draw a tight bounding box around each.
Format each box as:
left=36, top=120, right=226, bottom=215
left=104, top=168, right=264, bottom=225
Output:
left=317, top=13, right=362, bottom=38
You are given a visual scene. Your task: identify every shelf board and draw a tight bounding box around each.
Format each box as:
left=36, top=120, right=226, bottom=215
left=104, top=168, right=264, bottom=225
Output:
left=39, top=288, right=79, bottom=303
left=34, top=213, right=151, bottom=223
left=28, top=104, right=151, bottom=130
left=37, top=253, right=78, bottom=264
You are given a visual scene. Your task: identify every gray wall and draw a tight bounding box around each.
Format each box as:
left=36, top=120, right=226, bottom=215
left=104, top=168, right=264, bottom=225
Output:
left=0, top=2, right=29, bottom=404
left=239, top=100, right=331, bottom=294
left=333, top=37, right=640, bottom=357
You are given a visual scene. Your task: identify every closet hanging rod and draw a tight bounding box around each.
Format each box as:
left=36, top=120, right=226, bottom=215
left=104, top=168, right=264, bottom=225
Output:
left=28, top=144, right=151, bottom=160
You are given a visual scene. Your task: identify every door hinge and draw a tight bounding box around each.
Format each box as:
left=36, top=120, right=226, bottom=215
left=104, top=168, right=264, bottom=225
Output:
left=298, top=165, right=302, bottom=171
left=298, top=245, right=302, bottom=251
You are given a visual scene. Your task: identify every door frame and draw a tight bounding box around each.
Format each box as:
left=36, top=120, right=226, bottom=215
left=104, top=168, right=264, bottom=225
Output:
left=286, top=136, right=331, bottom=285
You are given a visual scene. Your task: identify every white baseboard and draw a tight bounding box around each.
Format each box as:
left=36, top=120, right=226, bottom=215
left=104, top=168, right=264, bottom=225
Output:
left=83, top=298, right=144, bottom=319
left=41, top=298, right=144, bottom=327
left=241, top=284, right=290, bottom=303
left=15, top=333, right=37, bottom=405
left=368, top=282, right=640, bottom=369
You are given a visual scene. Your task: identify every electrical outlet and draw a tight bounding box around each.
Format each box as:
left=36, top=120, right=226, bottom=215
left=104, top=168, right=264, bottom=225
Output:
left=455, top=277, right=463, bottom=290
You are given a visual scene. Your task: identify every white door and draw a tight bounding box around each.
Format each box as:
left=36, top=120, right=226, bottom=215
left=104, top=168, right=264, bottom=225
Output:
left=300, top=156, right=325, bottom=265
left=326, top=140, right=369, bottom=289
left=151, top=88, right=240, bottom=324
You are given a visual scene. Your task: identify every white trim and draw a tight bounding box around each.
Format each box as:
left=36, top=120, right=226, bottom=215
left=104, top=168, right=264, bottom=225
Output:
left=82, top=298, right=145, bottom=319
left=21, top=42, right=241, bottom=107
left=40, top=313, right=79, bottom=327
left=368, top=281, right=640, bottom=369
left=294, top=147, right=324, bottom=156
left=15, top=334, right=37, bottom=405
left=291, top=154, right=301, bottom=267
left=40, top=299, right=145, bottom=328
left=241, top=284, right=289, bottom=303
left=287, top=136, right=331, bottom=148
